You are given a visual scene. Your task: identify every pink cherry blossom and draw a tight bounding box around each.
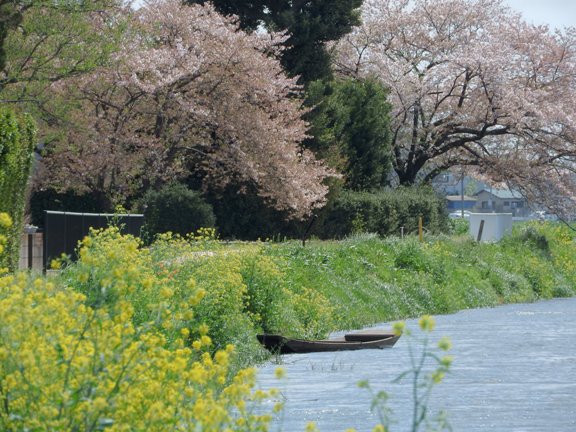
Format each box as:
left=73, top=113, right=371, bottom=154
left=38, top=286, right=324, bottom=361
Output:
left=334, top=0, right=576, bottom=219
left=42, top=0, right=332, bottom=219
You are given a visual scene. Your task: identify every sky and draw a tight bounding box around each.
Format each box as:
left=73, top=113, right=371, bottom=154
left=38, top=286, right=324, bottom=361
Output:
left=504, top=0, right=576, bottom=29
left=133, top=1, right=575, bottom=29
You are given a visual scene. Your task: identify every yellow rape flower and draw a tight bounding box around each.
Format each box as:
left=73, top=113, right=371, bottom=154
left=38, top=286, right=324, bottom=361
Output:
left=440, top=355, right=454, bottom=367
left=92, top=397, right=107, bottom=411
left=0, top=212, right=12, bottom=228
left=215, top=350, right=229, bottom=366
left=438, top=336, right=452, bottom=351
left=160, top=286, right=173, bottom=299
left=418, top=315, right=435, bottom=332
left=198, top=323, right=210, bottom=335
left=431, top=370, right=445, bottom=384
left=0, top=227, right=276, bottom=432
left=306, top=422, right=320, bottom=432
left=392, top=321, right=406, bottom=336
left=194, top=288, right=206, bottom=304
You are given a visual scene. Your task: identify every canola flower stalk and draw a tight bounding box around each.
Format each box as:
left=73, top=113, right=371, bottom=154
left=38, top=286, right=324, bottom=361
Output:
left=360, top=318, right=453, bottom=432
left=0, top=226, right=280, bottom=431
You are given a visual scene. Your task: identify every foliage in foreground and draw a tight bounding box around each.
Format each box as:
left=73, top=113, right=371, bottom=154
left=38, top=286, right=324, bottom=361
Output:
left=358, top=318, right=453, bottom=432
left=0, top=275, right=273, bottom=431
left=1, top=220, right=574, bottom=430
left=0, top=226, right=282, bottom=431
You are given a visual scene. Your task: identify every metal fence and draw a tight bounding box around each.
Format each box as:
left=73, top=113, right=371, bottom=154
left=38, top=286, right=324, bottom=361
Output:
left=43, top=211, right=144, bottom=269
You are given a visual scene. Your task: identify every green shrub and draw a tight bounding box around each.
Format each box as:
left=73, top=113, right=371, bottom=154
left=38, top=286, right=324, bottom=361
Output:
left=142, top=183, right=215, bottom=239
left=202, top=182, right=306, bottom=240
left=240, top=251, right=300, bottom=335
left=394, top=240, right=431, bottom=272
left=449, top=218, right=469, bottom=235
left=0, top=213, right=11, bottom=274
left=517, top=224, right=550, bottom=255
left=315, top=186, right=448, bottom=239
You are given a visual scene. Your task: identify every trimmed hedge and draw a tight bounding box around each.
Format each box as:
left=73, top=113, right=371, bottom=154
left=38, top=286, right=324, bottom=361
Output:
left=314, top=187, right=449, bottom=239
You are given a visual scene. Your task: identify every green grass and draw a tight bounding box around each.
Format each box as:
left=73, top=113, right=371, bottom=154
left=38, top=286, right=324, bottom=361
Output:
left=262, top=222, right=576, bottom=332
left=53, top=222, right=576, bottom=369
left=10, top=221, right=573, bottom=429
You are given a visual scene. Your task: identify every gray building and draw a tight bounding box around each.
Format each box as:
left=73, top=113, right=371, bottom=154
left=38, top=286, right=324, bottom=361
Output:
left=473, top=188, right=530, bottom=217
left=445, top=195, right=477, bottom=212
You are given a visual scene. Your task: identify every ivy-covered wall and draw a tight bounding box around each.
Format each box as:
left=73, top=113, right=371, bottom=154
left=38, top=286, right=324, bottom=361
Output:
left=0, top=108, right=36, bottom=271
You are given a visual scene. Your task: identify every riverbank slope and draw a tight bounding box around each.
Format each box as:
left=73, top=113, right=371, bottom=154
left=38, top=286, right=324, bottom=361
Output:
left=1, top=222, right=574, bottom=429
left=264, top=222, right=576, bottom=333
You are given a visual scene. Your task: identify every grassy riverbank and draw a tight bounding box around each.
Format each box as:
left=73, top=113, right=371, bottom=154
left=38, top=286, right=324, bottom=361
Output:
left=50, top=222, right=576, bottom=364
left=265, top=222, right=576, bottom=331
left=52, top=221, right=576, bottom=365
left=1, top=221, right=574, bottom=429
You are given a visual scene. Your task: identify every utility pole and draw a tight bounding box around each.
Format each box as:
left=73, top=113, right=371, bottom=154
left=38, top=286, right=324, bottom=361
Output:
left=461, top=169, right=465, bottom=218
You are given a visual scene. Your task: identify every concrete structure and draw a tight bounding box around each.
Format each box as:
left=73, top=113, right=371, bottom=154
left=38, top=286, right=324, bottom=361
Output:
left=19, top=232, right=43, bottom=271
left=469, top=213, right=513, bottom=242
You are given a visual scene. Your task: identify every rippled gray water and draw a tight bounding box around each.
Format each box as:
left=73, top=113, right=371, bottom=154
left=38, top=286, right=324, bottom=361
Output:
left=257, top=298, right=576, bottom=431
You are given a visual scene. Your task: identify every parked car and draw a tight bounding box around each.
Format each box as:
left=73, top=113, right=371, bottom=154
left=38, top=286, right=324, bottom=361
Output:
left=534, top=211, right=558, bottom=221
left=448, top=210, right=471, bottom=219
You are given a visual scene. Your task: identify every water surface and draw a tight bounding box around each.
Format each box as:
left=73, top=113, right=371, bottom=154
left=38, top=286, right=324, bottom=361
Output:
left=257, top=298, right=576, bottom=431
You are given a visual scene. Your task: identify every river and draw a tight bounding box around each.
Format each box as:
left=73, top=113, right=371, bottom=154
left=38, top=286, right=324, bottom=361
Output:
left=256, top=297, right=576, bottom=431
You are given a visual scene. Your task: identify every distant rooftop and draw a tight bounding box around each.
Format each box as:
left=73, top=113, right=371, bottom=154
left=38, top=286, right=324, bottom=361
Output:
left=476, top=188, right=524, bottom=199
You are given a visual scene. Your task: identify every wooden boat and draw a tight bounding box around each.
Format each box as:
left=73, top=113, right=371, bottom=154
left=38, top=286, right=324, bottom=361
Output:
left=257, top=330, right=400, bottom=354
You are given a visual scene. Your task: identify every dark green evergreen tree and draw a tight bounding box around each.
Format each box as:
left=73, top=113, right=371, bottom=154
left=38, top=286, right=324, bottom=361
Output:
left=185, top=0, right=362, bottom=84
left=305, top=78, right=393, bottom=191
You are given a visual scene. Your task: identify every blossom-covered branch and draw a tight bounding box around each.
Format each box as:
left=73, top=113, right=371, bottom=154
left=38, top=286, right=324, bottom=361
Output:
left=335, top=0, right=576, bottom=217
left=41, top=0, right=333, bottom=218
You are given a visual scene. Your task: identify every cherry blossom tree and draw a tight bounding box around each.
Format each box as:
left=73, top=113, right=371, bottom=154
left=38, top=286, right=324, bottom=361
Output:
left=334, top=0, right=576, bottom=218
left=1, top=1, right=129, bottom=99
left=185, top=0, right=363, bottom=84
left=41, top=0, right=333, bottom=219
